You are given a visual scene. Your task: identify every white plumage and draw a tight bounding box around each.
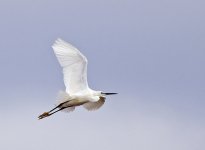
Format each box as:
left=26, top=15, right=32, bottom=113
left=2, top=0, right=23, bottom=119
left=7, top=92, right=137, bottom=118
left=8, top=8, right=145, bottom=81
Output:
left=52, top=39, right=89, bottom=94
left=38, top=38, right=117, bottom=119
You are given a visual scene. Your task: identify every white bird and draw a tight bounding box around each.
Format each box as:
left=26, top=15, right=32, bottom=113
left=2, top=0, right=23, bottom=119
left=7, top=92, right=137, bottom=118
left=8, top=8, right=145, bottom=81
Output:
left=38, top=39, right=117, bottom=119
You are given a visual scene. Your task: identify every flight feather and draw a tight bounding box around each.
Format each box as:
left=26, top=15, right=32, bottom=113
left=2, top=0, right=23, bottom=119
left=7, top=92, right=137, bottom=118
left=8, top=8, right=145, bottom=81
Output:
left=52, top=38, right=89, bottom=94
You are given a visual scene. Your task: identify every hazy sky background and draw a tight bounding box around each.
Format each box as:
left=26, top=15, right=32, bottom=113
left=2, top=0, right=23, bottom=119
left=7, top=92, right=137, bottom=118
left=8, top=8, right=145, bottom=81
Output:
left=0, top=0, right=205, bottom=149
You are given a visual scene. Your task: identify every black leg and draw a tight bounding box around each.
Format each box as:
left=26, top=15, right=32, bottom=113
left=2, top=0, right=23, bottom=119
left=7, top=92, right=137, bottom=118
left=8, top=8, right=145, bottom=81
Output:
left=38, top=106, right=68, bottom=120
left=48, top=100, right=70, bottom=113
left=38, top=100, right=72, bottom=120
left=48, top=107, right=67, bottom=116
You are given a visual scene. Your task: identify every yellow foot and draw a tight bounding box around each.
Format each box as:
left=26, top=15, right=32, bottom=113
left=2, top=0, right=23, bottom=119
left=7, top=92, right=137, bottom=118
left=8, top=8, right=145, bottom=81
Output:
left=38, top=112, right=50, bottom=120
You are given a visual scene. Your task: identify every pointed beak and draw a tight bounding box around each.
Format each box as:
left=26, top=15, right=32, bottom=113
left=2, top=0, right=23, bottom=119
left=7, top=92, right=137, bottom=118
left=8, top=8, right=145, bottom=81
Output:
left=102, top=92, right=118, bottom=95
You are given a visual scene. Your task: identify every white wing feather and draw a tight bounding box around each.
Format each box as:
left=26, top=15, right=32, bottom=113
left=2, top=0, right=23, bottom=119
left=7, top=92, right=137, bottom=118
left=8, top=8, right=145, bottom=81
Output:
left=52, top=39, right=89, bottom=94
left=83, top=97, right=105, bottom=111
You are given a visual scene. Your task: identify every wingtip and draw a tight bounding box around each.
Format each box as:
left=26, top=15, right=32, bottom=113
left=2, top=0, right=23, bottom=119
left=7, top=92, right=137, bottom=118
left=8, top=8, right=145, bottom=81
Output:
left=55, top=38, right=63, bottom=44
left=52, top=38, right=63, bottom=48
left=56, top=38, right=63, bottom=42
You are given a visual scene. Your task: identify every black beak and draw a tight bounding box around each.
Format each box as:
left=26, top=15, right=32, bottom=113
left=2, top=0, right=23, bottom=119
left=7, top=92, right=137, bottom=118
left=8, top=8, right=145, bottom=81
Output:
left=102, top=92, right=118, bottom=95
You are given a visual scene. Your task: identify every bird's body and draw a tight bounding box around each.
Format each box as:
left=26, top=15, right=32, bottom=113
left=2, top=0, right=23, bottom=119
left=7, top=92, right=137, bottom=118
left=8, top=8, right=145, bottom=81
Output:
left=38, top=39, right=117, bottom=119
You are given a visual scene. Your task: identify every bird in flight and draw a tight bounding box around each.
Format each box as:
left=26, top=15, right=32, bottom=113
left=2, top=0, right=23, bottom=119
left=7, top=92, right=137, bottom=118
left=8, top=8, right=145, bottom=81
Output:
left=38, top=39, right=117, bottom=119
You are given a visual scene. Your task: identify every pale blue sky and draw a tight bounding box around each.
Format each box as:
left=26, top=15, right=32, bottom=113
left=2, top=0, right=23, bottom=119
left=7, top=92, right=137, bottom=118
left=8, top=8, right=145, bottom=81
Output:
left=0, top=0, right=205, bottom=150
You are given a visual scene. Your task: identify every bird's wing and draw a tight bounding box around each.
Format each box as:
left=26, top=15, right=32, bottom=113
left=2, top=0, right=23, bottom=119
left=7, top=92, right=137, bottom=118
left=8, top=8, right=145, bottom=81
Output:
left=83, top=97, right=105, bottom=111
left=52, top=38, right=89, bottom=94
left=61, top=107, right=75, bottom=113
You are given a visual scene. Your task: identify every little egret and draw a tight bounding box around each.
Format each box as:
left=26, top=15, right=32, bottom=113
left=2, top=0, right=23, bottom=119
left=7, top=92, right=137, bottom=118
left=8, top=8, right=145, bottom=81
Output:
left=38, top=39, right=117, bottom=119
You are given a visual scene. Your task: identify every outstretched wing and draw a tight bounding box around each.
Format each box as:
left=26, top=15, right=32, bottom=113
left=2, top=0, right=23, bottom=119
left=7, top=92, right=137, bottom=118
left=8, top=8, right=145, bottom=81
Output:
left=83, top=97, right=105, bottom=111
left=52, top=38, right=89, bottom=94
